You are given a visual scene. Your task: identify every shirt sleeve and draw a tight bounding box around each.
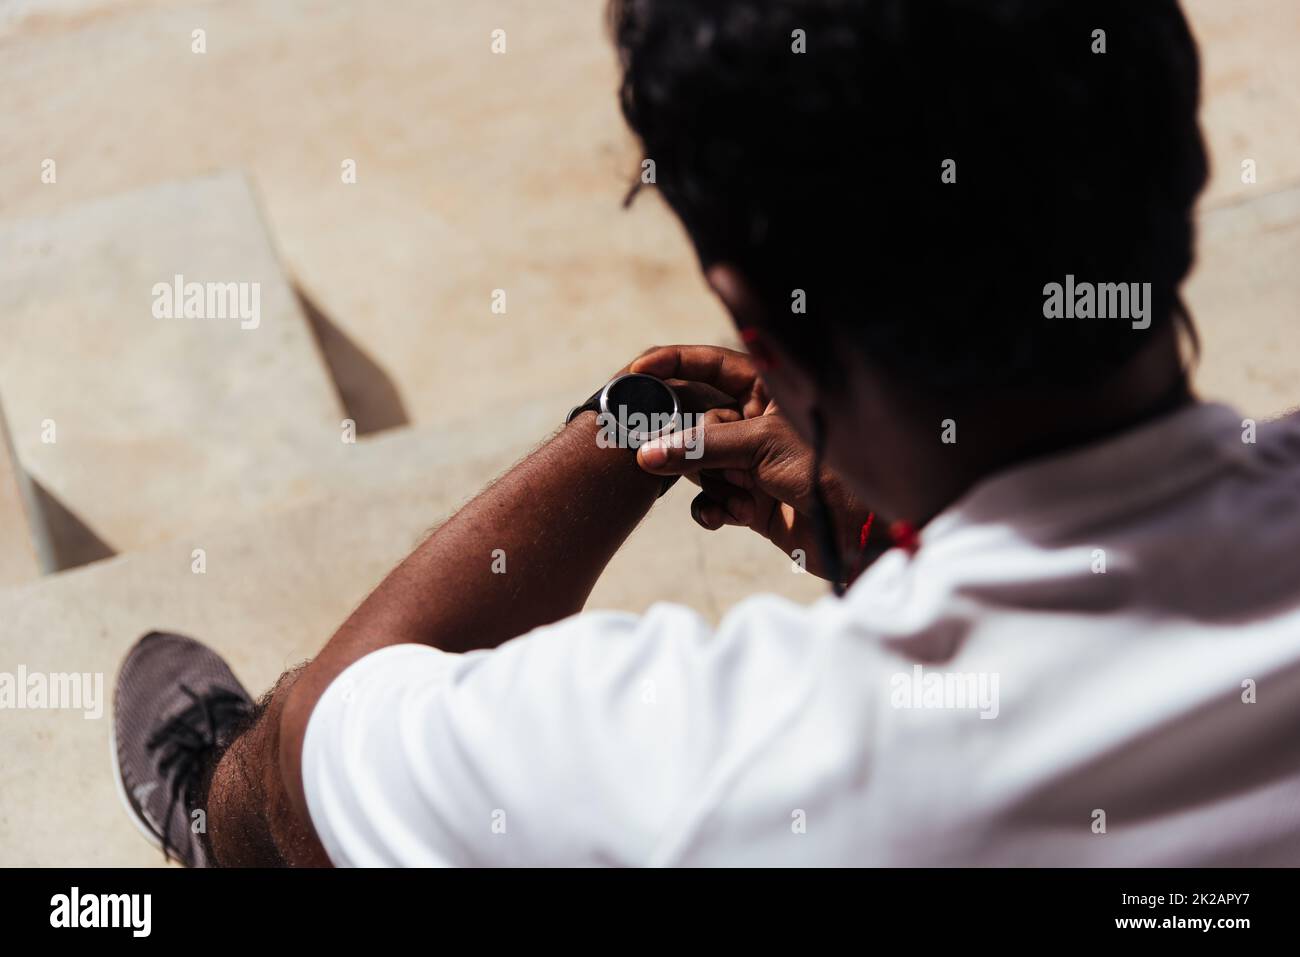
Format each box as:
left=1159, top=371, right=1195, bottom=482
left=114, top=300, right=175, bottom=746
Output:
left=300, top=595, right=832, bottom=866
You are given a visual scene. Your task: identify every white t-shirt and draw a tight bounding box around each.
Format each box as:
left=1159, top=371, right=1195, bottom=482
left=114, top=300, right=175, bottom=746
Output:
left=302, top=402, right=1300, bottom=866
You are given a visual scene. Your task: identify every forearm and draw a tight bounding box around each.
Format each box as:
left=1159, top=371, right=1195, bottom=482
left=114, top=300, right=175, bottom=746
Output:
left=315, top=412, right=662, bottom=660
left=207, top=413, right=661, bottom=863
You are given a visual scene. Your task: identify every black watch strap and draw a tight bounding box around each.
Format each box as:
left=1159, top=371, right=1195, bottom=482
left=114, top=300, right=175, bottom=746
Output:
left=565, top=387, right=603, bottom=425
left=566, top=386, right=679, bottom=498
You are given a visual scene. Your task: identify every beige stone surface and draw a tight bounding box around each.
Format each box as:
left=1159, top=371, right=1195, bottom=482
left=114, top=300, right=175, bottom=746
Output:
left=1184, top=0, right=1300, bottom=209
left=0, top=171, right=345, bottom=566
left=1186, top=185, right=1300, bottom=416
left=0, top=0, right=170, bottom=38
left=0, top=421, right=824, bottom=866
left=0, top=0, right=732, bottom=435
left=0, top=403, right=43, bottom=585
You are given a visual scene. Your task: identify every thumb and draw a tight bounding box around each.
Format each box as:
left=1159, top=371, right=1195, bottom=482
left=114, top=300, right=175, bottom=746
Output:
left=637, top=417, right=770, bottom=475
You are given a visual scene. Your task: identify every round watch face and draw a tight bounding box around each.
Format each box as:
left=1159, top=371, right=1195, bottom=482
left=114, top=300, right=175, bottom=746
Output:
left=599, top=373, right=681, bottom=448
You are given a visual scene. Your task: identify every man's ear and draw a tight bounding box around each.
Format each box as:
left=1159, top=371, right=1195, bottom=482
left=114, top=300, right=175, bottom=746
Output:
left=705, top=263, right=765, bottom=328
left=704, top=263, right=820, bottom=431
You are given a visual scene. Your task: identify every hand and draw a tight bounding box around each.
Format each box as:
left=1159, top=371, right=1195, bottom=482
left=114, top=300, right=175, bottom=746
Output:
left=630, top=345, right=880, bottom=581
left=620, top=343, right=770, bottom=422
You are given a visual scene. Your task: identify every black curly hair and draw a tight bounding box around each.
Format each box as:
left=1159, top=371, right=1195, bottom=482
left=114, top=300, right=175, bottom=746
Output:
left=609, top=0, right=1208, bottom=393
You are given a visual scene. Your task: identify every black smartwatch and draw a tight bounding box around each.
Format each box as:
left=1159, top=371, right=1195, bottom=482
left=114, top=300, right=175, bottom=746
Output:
left=566, top=372, right=681, bottom=497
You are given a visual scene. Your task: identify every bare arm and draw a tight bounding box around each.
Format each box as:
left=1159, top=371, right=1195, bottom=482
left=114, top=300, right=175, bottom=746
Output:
left=207, top=409, right=662, bottom=865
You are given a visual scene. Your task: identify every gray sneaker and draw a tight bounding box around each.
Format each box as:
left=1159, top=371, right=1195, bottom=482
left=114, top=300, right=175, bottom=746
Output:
left=111, top=632, right=253, bottom=867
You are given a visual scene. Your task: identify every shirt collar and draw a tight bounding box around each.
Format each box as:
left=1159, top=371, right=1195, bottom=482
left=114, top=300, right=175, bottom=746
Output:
left=919, top=401, right=1248, bottom=544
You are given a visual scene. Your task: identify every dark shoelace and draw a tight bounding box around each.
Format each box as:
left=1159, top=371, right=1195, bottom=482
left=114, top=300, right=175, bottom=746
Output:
left=144, top=683, right=251, bottom=862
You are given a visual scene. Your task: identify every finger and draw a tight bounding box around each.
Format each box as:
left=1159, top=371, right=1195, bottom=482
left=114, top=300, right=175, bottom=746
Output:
left=696, top=407, right=743, bottom=427
left=689, top=492, right=728, bottom=531
left=744, top=378, right=772, bottom=420
left=630, top=345, right=760, bottom=404
left=690, top=492, right=749, bottom=530
left=665, top=380, right=738, bottom=417
left=722, top=467, right=754, bottom=489
left=697, top=464, right=755, bottom=490
left=637, top=417, right=770, bottom=475
left=664, top=416, right=742, bottom=488
left=697, top=475, right=755, bottom=526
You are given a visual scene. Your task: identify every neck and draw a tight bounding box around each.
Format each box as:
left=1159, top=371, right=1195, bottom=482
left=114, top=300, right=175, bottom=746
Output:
left=841, top=324, right=1194, bottom=526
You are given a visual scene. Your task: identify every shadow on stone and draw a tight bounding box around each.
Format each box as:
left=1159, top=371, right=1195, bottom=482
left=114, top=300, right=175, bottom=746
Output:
left=31, top=479, right=116, bottom=570
left=296, top=287, right=410, bottom=436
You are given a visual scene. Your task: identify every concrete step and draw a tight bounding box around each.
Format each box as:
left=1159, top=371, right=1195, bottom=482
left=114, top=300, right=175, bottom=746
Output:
left=0, top=0, right=743, bottom=434
left=0, top=171, right=345, bottom=569
left=0, top=397, right=44, bottom=585
left=0, top=417, right=826, bottom=866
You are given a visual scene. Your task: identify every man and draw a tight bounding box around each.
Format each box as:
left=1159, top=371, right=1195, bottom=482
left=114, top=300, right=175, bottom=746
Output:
left=113, top=0, right=1300, bottom=866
